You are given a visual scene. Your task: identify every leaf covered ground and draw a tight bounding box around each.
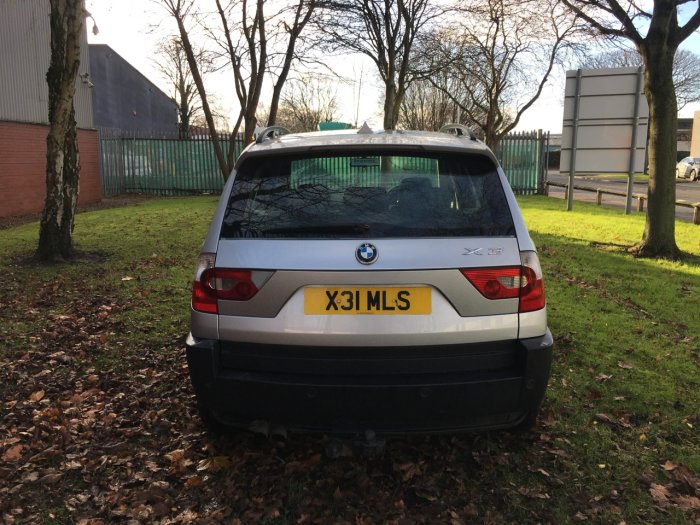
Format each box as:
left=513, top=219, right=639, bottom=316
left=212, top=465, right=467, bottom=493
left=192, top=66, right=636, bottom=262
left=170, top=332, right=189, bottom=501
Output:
left=0, top=196, right=698, bottom=524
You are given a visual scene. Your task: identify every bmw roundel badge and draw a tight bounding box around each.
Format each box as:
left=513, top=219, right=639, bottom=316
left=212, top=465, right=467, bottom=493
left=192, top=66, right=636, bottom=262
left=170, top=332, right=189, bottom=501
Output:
left=356, top=242, right=378, bottom=265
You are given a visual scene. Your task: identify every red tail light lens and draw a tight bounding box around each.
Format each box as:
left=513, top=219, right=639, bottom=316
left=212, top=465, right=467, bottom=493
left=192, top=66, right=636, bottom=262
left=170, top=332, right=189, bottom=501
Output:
left=518, top=252, right=546, bottom=313
left=192, top=254, right=217, bottom=313
left=191, top=255, right=261, bottom=313
left=201, top=269, right=259, bottom=301
left=460, top=267, right=522, bottom=299
left=461, top=252, right=546, bottom=313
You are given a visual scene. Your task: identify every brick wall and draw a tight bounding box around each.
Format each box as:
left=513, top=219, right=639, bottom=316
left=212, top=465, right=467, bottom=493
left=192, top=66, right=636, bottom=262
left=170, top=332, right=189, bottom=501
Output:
left=0, top=120, right=101, bottom=219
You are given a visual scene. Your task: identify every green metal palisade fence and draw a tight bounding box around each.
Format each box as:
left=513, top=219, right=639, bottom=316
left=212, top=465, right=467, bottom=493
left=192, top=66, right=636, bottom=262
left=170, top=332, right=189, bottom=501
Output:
left=99, top=128, right=244, bottom=196
left=99, top=128, right=548, bottom=196
left=494, top=129, right=549, bottom=195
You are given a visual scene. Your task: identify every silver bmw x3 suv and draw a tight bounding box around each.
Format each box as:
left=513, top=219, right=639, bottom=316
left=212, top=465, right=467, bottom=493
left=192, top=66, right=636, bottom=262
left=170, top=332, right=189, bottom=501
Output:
left=187, top=124, right=553, bottom=435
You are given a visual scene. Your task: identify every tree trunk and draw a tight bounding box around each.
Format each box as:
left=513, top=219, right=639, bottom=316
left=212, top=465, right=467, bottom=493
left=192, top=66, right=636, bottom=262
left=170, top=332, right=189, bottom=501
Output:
left=484, top=129, right=499, bottom=150
left=173, top=13, right=230, bottom=181
left=178, top=77, right=190, bottom=139
left=633, top=43, right=681, bottom=258
left=384, top=82, right=398, bottom=130
left=244, top=114, right=258, bottom=145
left=37, top=0, right=83, bottom=262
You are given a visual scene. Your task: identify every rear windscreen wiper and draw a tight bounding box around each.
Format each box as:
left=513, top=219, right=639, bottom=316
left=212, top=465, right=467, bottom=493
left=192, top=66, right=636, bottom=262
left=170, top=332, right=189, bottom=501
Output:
left=262, top=223, right=370, bottom=235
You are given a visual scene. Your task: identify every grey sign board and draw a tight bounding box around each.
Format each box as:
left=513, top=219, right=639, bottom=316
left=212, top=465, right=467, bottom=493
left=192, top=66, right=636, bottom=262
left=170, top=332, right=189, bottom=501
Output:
left=560, top=67, right=648, bottom=213
left=560, top=67, right=648, bottom=175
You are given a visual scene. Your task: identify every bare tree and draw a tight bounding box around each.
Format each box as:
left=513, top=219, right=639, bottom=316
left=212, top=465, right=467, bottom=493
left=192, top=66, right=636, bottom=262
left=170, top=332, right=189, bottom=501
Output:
left=264, top=74, right=340, bottom=131
left=317, top=0, right=442, bottom=130
left=398, top=72, right=464, bottom=131
left=416, top=0, right=581, bottom=148
left=210, top=0, right=319, bottom=146
left=266, top=0, right=318, bottom=126
left=211, top=0, right=267, bottom=150
left=563, top=0, right=700, bottom=259
left=159, top=0, right=317, bottom=181
left=190, top=102, right=230, bottom=132
left=153, top=37, right=208, bottom=138
left=580, top=48, right=700, bottom=110
left=37, top=0, right=84, bottom=261
left=159, top=0, right=231, bottom=179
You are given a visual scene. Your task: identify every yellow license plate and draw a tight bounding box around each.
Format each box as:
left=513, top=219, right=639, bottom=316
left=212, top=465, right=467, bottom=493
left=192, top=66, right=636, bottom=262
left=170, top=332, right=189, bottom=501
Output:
left=304, top=287, right=431, bottom=315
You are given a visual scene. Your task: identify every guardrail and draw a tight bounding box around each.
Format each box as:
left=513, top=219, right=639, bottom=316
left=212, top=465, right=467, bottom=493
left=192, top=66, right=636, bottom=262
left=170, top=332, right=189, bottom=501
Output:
left=546, top=181, right=700, bottom=225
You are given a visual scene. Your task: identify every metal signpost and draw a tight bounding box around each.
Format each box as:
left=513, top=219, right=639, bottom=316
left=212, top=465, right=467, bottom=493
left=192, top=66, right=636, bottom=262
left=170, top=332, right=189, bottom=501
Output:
left=560, top=67, right=648, bottom=213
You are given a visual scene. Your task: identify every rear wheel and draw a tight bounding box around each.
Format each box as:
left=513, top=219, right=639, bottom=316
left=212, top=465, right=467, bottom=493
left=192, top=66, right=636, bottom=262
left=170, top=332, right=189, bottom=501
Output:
left=510, top=410, right=539, bottom=433
left=196, top=405, right=234, bottom=435
left=690, top=169, right=698, bottom=182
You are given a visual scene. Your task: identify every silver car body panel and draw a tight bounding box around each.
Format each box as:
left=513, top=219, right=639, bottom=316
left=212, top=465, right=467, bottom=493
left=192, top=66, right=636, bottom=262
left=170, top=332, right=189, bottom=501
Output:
left=233, top=129, right=498, bottom=168
left=215, top=268, right=518, bottom=318
left=497, top=165, right=535, bottom=252
left=191, top=310, right=218, bottom=340
left=217, top=290, right=518, bottom=346
left=191, top=129, right=548, bottom=347
left=518, top=308, right=548, bottom=339
left=191, top=302, right=547, bottom=345
left=201, top=174, right=236, bottom=253
left=214, top=238, right=520, bottom=271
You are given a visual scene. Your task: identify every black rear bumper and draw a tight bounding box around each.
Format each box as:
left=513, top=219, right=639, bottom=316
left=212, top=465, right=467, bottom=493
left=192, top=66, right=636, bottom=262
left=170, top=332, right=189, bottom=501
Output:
left=186, top=331, right=553, bottom=435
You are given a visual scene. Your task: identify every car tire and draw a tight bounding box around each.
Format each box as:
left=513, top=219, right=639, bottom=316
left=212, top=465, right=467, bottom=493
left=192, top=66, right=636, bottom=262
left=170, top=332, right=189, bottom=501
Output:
left=510, top=410, right=539, bottom=433
left=676, top=168, right=681, bottom=179
left=690, top=170, right=698, bottom=182
left=196, top=405, right=233, bottom=435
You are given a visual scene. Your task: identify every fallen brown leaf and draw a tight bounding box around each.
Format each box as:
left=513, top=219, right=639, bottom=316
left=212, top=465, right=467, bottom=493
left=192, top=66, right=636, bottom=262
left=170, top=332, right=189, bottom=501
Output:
left=2, top=444, right=23, bottom=462
left=196, top=455, right=230, bottom=473
left=185, top=475, right=204, bottom=488
left=517, top=486, right=550, bottom=500
left=594, top=413, right=615, bottom=425
left=29, top=389, right=45, bottom=402
left=675, top=495, right=700, bottom=510
left=661, top=460, right=678, bottom=471
left=38, top=472, right=63, bottom=484
left=649, top=483, right=671, bottom=507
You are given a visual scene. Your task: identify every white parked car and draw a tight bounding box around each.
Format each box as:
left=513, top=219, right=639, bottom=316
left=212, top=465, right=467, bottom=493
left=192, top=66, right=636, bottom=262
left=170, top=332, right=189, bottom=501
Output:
left=187, top=125, right=553, bottom=436
left=676, top=157, right=699, bottom=181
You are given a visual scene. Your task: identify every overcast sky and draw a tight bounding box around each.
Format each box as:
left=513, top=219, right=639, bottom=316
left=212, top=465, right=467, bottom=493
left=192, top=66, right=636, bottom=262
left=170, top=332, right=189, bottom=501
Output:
left=85, top=0, right=700, bottom=134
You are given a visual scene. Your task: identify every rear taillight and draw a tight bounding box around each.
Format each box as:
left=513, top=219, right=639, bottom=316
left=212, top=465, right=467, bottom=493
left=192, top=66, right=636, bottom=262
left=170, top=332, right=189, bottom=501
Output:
left=460, top=267, right=522, bottom=300
left=461, top=251, right=545, bottom=313
left=192, top=254, right=217, bottom=313
left=191, top=254, right=265, bottom=314
left=518, top=251, right=546, bottom=313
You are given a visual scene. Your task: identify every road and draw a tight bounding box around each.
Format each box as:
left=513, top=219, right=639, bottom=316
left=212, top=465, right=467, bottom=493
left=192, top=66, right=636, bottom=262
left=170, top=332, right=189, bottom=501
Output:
left=546, top=172, right=700, bottom=223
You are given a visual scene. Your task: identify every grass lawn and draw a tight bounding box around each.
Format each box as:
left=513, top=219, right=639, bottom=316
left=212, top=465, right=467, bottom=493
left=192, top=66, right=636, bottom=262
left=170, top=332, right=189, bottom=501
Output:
left=0, top=195, right=698, bottom=524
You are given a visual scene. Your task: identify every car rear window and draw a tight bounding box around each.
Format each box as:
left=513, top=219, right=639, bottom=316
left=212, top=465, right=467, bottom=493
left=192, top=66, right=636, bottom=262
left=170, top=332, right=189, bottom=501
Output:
left=220, top=150, right=515, bottom=239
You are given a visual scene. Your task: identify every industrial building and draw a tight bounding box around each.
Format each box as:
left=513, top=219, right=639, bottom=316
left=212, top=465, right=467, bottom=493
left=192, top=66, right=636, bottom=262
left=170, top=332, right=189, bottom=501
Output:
left=89, top=44, right=177, bottom=134
left=0, top=0, right=101, bottom=219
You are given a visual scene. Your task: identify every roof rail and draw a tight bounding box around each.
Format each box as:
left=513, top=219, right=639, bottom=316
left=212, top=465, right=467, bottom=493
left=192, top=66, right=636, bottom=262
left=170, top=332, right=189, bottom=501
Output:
left=439, top=124, right=478, bottom=141
left=255, top=126, right=290, bottom=144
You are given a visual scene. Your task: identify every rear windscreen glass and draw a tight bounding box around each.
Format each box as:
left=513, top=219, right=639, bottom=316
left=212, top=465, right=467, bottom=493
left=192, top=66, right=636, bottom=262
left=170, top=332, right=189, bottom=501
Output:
left=220, top=151, right=515, bottom=239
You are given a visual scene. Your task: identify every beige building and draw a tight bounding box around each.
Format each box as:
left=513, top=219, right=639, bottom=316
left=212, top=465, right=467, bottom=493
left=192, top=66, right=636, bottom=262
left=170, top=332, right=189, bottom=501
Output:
left=691, top=111, right=700, bottom=157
